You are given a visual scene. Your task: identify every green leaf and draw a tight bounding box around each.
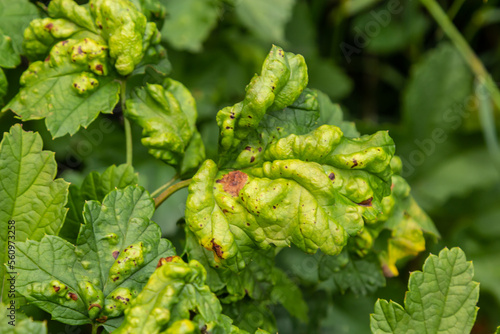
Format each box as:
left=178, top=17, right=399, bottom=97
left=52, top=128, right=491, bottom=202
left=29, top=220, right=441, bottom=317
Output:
left=61, top=164, right=138, bottom=243
left=319, top=251, right=385, bottom=295
left=370, top=247, right=479, bottom=334
left=4, top=38, right=121, bottom=138
left=222, top=299, right=277, bottom=334
left=113, top=257, right=222, bottom=333
left=15, top=186, right=176, bottom=326
left=125, top=78, right=205, bottom=174
left=0, top=68, right=6, bottom=105
left=1, top=303, right=47, bottom=334
left=0, top=32, right=20, bottom=68
left=160, top=0, right=221, bottom=52
left=0, top=124, right=69, bottom=302
left=235, top=0, right=296, bottom=44
left=270, top=267, right=308, bottom=322
left=0, top=0, right=39, bottom=54
left=403, top=43, right=473, bottom=139
left=412, top=148, right=500, bottom=210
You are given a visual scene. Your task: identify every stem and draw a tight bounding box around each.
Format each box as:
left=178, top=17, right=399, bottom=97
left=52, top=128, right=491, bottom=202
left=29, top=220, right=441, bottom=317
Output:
left=476, top=80, right=500, bottom=167
left=151, top=175, right=179, bottom=198
left=120, top=80, right=133, bottom=166
left=91, top=323, right=100, bottom=334
left=420, top=0, right=500, bottom=113
left=154, top=179, right=191, bottom=209
left=446, top=0, right=466, bottom=21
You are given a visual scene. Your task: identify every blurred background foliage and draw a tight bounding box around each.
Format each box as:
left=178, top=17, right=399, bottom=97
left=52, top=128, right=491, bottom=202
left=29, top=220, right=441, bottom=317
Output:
left=1, top=0, right=500, bottom=332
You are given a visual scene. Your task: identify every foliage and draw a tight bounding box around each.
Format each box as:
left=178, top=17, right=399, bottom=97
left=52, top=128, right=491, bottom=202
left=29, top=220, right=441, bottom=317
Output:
left=1, top=0, right=499, bottom=333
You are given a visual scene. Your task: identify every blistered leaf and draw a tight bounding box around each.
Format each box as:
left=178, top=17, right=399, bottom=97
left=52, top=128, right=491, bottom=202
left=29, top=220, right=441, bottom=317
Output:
left=125, top=78, right=205, bottom=174
left=15, top=186, right=175, bottom=326
left=217, top=45, right=308, bottom=152
left=235, top=0, right=296, bottom=44
left=61, top=164, right=138, bottom=243
left=370, top=247, right=479, bottom=334
left=161, top=0, right=220, bottom=52
left=188, top=47, right=394, bottom=270
left=113, top=258, right=222, bottom=333
left=5, top=0, right=165, bottom=138
left=4, top=38, right=121, bottom=138
left=0, top=125, right=69, bottom=302
left=1, top=302, right=47, bottom=334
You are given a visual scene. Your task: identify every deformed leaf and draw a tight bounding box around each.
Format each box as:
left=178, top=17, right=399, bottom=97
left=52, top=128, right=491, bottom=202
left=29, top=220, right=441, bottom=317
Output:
left=125, top=78, right=205, bottom=175
left=0, top=125, right=69, bottom=302
left=61, top=164, right=138, bottom=243
left=370, top=247, right=479, bottom=334
left=222, top=299, right=277, bottom=334
left=4, top=0, right=166, bottom=138
left=15, top=186, right=175, bottom=326
left=187, top=46, right=395, bottom=270
left=4, top=38, right=121, bottom=138
left=113, top=257, right=222, bottom=333
left=217, top=45, right=308, bottom=152
left=186, top=227, right=307, bottom=321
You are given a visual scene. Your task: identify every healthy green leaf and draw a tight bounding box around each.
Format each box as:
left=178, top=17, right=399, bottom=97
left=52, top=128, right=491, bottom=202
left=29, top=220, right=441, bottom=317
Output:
left=0, top=32, right=20, bottom=68
left=370, top=247, right=479, bottom=334
left=160, top=0, right=221, bottom=52
left=235, top=0, right=296, bottom=44
left=61, top=164, right=138, bottom=243
left=318, top=251, right=385, bottom=295
left=0, top=68, right=6, bottom=105
left=15, top=186, right=175, bottom=326
left=125, top=78, right=206, bottom=176
left=403, top=43, right=472, bottom=139
left=0, top=0, right=39, bottom=55
left=223, top=299, right=277, bottom=334
left=1, top=302, right=47, bottom=334
left=0, top=124, right=69, bottom=302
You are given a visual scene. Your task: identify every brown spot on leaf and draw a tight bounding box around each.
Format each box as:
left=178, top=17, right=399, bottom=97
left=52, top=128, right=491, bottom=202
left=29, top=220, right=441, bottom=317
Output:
left=95, top=64, right=103, bottom=73
left=156, top=256, right=176, bottom=268
left=250, top=156, right=255, bottom=163
left=357, top=197, right=373, bottom=207
left=53, top=286, right=60, bottom=292
left=45, top=23, right=53, bottom=30
left=328, top=173, right=335, bottom=181
left=351, top=159, right=358, bottom=168
left=245, top=146, right=251, bottom=151
left=211, top=239, right=224, bottom=258
left=44, top=55, right=50, bottom=62
left=216, top=171, right=248, bottom=197
left=112, top=251, right=119, bottom=259
left=88, top=303, right=102, bottom=310
left=77, top=46, right=83, bottom=54
left=68, top=292, right=78, bottom=301
left=96, top=316, right=108, bottom=323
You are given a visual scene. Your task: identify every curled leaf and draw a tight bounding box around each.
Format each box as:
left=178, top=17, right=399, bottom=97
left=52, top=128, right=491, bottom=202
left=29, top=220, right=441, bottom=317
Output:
left=125, top=78, right=205, bottom=175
